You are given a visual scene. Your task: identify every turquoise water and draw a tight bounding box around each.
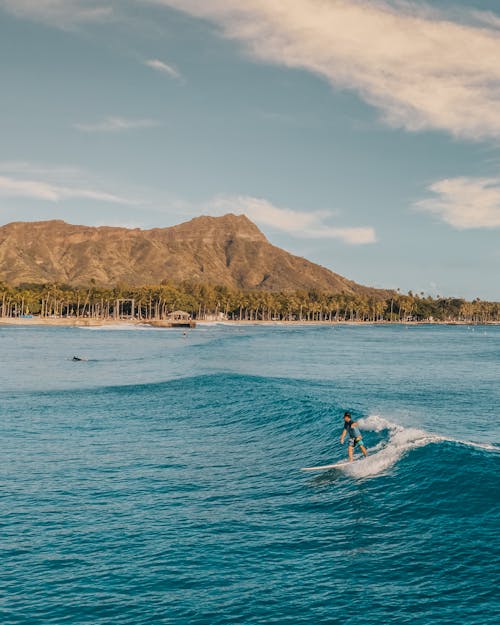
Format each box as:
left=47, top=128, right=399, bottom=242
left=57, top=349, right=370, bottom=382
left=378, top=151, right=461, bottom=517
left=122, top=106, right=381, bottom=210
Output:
left=1, top=323, right=499, bottom=624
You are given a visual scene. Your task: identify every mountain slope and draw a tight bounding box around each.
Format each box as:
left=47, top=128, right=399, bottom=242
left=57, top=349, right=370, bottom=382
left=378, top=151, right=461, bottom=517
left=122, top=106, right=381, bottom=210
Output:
left=0, top=214, right=385, bottom=295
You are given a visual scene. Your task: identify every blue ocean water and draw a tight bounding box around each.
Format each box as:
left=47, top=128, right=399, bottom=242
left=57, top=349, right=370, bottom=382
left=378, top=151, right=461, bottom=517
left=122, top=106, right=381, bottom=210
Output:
left=1, top=323, right=499, bottom=625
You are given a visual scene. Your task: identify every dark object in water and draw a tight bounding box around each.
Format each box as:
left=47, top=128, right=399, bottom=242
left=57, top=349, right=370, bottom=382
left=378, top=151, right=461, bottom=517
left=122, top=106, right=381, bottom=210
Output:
left=72, top=356, right=88, bottom=361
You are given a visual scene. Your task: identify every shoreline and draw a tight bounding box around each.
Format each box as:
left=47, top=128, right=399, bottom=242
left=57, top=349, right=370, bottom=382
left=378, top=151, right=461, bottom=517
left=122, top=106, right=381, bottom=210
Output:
left=0, top=317, right=498, bottom=328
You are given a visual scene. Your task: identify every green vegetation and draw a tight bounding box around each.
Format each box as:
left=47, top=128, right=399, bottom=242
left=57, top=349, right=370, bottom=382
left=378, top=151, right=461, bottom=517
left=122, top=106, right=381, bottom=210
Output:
left=1, top=282, right=499, bottom=323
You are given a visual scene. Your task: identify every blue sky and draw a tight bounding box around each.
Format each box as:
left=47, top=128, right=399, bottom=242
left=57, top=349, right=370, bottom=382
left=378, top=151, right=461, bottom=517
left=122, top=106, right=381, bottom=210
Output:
left=0, top=0, right=499, bottom=299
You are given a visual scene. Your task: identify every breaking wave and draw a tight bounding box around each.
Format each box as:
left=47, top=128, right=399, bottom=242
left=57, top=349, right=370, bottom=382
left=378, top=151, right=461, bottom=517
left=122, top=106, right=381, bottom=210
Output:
left=337, top=415, right=498, bottom=478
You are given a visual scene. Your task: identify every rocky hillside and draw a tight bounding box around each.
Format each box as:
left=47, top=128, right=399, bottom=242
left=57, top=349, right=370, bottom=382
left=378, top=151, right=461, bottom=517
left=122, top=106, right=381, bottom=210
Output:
left=0, top=214, right=385, bottom=295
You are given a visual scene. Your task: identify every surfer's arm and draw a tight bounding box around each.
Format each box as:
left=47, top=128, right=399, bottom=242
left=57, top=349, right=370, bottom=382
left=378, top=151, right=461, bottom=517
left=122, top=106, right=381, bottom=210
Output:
left=340, top=428, right=347, bottom=443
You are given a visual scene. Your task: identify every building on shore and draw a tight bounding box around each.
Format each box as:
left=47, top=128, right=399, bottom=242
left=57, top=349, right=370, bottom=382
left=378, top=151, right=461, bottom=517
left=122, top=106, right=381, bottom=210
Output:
left=148, top=311, right=196, bottom=328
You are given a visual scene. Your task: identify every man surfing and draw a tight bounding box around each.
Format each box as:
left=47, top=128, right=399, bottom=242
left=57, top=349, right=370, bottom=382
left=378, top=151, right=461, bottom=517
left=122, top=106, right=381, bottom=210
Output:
left=340, top=412, right=368, bottom=461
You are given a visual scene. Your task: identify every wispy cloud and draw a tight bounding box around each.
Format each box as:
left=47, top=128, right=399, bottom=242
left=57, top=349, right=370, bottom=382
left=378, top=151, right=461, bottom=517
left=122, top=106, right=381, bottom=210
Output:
left=0, top=161, right=84, bottom=179
left=74, top=116, right=160, bottom=133
left=150, top=0, right=500, bottom=140
left=0, top=175, right=129, bottom=203
left=0, top=0, right=113, bottom=26
left=0, top=162, right=132, bottom=204
left=145, top=58, right=181, bottom=79
left=209, top=195, right=376, bottom=245
left=416, top=177, right=500, bottom=229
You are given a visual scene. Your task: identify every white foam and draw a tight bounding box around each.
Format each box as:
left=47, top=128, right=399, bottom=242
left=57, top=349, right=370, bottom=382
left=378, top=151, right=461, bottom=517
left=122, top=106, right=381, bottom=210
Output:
left=79, top=323, right=154, bottom=331
left=357, top=414, right=395, bottom=432
left=449, top=438, right=499, bottom=452
left=336, top=414, right=440, bottom=478
left=361, top=414, right=498, bottom=451
left=339, top=414, right=498, bottom=479
left=345, top=426, right=440, bottom=478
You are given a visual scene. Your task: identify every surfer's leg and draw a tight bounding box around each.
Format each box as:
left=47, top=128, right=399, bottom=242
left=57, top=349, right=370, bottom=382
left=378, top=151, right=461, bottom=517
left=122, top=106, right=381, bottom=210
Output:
left=354, top=436, right=367, bottom=458
left=348, top=442, right=354, bottom=462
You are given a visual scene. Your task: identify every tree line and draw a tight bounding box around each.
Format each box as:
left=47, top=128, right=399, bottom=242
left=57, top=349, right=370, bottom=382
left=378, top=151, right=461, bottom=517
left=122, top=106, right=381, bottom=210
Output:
left=0, top=281, right=499, bottom=323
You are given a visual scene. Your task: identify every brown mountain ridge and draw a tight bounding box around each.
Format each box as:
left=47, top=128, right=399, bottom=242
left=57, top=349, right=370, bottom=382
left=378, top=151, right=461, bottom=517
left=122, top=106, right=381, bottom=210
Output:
left=0, top=214, right=386, bottom=296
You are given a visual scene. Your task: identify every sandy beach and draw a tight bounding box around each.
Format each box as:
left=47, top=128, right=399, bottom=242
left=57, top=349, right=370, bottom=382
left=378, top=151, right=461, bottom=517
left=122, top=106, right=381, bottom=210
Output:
left=0, top=316, right=496, bottom=327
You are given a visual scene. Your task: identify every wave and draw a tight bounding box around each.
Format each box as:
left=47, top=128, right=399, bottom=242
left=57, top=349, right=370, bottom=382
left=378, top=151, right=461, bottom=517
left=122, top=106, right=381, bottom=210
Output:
left=446, top=437, right=499, bottom=452
left=9, top=365, right=498, bottom=480
left=337, top=414, right=498, bottom=479
left=78, top=323, right=156, bottom=331
left=336, top=415, right=439, bottom=478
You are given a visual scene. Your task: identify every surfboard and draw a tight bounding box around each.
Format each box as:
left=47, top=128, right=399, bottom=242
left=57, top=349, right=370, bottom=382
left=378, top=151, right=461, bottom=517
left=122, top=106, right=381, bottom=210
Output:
left=301, top=458, right=363, bottom=471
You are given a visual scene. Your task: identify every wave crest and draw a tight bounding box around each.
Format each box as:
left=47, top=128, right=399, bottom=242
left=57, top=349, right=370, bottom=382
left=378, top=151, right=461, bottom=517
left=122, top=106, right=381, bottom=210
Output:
left=337, top=414, right=498, bottom=478
left=341, top=415, right=440, bottom=478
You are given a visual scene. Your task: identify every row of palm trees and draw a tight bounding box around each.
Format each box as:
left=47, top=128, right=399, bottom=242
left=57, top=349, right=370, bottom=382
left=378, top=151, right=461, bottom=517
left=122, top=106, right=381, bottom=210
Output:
left=0, top=281, right=499, bottom=323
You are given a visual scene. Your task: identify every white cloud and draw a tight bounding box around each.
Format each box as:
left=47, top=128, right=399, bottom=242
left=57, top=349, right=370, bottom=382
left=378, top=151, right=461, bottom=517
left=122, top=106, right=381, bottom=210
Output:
left=0, top=161, right=83, bottom=179
left=74, top=116, right=160, bottom=133
left=0, top=176, right=62, bottom=202
left=149, top=0, right=500, bottom=140
left=306, top=225, right=377, bottom=245
left=0, top=0, right=113, bottom=26
left=0, top=175, right=129, bottom=204
left=415, top=177, right=500, bottom=229
left=209, top=195, right=376, bottom=245
left=145, top=58, right=181, bottom=79
left=0, top=162, right=132, bottom=204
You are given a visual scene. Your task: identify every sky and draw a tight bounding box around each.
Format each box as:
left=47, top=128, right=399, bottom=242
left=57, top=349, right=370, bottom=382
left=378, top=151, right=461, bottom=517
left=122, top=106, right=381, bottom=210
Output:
left=0, top=0, right=499, bottom=300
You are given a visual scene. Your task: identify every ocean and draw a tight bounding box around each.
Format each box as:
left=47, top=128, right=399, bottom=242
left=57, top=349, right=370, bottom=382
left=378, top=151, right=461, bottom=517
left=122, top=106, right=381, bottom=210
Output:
left=1, top=323, right=499, bottom=624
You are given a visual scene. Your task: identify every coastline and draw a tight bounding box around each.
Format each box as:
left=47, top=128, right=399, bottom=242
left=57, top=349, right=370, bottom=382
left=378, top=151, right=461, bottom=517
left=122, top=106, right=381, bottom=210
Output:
left=0, top=317, right=497, bottom=328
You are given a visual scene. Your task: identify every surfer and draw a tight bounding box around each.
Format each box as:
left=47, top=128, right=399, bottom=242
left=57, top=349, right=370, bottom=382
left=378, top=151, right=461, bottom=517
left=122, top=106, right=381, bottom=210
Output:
left=340, top=411, right=368, bottom=461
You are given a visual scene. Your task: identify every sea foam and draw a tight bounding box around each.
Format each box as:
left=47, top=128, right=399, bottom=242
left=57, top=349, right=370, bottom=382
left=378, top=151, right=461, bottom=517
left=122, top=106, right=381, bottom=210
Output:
left=339, top=415, right=440, bottom=478
left=342, top=414, right=498, bottom=478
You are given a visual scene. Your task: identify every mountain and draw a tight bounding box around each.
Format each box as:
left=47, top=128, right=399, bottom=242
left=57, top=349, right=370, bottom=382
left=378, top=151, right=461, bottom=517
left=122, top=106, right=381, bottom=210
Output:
left=0, top=214, right=386, bottom=295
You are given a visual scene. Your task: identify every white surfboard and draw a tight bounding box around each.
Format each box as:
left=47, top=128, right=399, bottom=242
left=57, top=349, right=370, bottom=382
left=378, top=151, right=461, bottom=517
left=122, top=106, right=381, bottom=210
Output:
left=301, top=458, right=363, bottom=472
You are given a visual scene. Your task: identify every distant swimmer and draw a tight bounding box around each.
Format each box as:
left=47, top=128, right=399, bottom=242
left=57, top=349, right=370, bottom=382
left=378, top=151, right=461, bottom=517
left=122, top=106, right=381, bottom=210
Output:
left=72, top=356, right=88, bottom=361
left=340, top=411, right=368, bottom=461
